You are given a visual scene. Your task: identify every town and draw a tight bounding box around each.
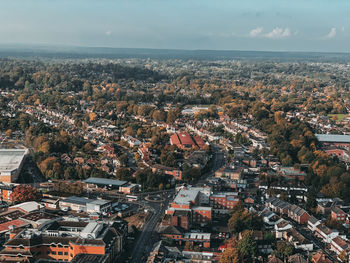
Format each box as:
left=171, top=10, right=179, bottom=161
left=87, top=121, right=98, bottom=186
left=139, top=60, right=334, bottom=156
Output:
left=0, top=54, right=349, bottom=263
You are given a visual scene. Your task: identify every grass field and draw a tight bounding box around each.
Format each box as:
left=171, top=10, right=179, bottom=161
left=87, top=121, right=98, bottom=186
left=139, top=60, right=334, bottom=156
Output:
left=328, top=114, right=349, bottom=122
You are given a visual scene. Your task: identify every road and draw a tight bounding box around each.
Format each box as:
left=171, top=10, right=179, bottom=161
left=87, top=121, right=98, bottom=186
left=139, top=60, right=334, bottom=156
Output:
left=129, top=196, right=170, bottom=263
left=196, top=143, right=225, bottom=185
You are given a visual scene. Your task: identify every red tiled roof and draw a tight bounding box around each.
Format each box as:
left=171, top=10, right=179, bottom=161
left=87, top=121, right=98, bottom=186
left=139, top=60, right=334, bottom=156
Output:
left=312, top=252, right=332, bottom=263
left=193, top=136, right=205, bottom=148
left=170, top=133, right=181, bottom=145
left=178, top=132, right=194, bottom=145
left=0, top=219, right=28, bottom=233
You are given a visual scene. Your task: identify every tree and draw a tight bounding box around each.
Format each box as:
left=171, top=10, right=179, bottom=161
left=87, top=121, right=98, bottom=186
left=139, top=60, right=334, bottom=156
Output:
left=116, top=167, right=132, bottom=181
left=275, top=241, right=294, bottom=261
left=219, top=247, right=240, bottom=263
left=5, top=129, right=12, bottom=138
left=339, top=250, right=348, bottom=262
left=238, top=230, right=257, bottom=261
left=10, top=185, right=39, bottom=204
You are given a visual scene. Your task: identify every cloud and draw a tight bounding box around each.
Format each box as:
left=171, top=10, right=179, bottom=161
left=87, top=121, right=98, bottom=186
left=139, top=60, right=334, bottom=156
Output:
left=264, top=27, right=291, bottom=39
left=249, top=27, right=291, bottom=39
left=105, top=30, right=112, bottom=36
left=325, top=27, right=336, bottom=39
left=249, top=27, right=263, bottom=37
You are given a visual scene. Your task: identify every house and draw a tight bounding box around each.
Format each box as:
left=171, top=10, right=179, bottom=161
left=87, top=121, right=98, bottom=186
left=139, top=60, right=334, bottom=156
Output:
left=330, top=236, right=350, bottom=261
left=288, top=254, right=307, bottom=263
left=315, top=224, right=339, bottom=243
left=121, top=135, right=141, bottom=147
left=288, top=204, right=310, bottom=224
left=331, top=206, right=346, bottom=221
left=275, top=219, right=292, bottom=239
left=317, top=202, right=333, bottom=215
left=283, top=228, right=313, bottom=251
left=151, top=164, right=182, bottom=181
left=308, top=216, right=321, bottom=232
left=267, top=255, right=283, bottom=263
left=161, top=210, right=191, bottom=230
left=159, top=225, right=184, bottom=240
left=265, top=197, right=290, bottom=215
left=260, top=209, right=281, bottom=227
left=312, top=252, right=332, bottom=263
left=215, top=165, right=243, bottom=180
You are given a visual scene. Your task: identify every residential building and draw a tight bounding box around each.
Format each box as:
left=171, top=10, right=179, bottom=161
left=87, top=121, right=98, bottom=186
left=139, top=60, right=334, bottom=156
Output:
left=331, top=206, right=346, bottom=221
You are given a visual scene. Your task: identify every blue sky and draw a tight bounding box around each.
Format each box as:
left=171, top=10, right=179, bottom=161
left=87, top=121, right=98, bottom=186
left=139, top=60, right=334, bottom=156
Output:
left=0, top=0, right=349, bottom=52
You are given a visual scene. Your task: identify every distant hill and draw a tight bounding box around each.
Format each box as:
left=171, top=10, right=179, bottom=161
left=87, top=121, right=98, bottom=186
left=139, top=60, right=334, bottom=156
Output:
left=1, top=44, right=350, bottom=62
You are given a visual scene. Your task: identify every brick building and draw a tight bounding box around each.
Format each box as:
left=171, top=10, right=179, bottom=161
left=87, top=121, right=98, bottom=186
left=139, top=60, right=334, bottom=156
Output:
left=0, top=219, right=127, bottom=263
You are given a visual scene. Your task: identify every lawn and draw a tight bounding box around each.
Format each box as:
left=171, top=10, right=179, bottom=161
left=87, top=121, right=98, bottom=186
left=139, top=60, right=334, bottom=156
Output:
left=328, top=114, right=349, bottom=122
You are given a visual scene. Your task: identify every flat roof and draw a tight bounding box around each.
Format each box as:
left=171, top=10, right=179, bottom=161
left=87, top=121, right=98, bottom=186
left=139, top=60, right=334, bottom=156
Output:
left=61, top=196, right=94, bottom=206
left=83, top=177, right=127, bottom=187
left=316, top=134, right=350, bottom=143
left=173, top=188, right=200, bottom=205
left=0, top=149, right=28, bottom=172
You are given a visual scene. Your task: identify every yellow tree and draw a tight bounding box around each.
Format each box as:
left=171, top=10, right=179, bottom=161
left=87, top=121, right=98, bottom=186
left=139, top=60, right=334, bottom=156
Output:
left=219, top=248, right=240, bottom=263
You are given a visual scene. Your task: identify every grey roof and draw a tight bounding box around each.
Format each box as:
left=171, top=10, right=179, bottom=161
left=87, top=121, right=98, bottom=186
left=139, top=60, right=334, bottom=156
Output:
left=316, top=134, right=350, bottom=143
left=308, top=216, right=319, bottom=225
left=173, top=188, right=200, bottom=205
left=84, top=177, right=127, bottom=187
left=0, top=149, right=28, bottom=172
left=61, top=196, right=94, bottom=205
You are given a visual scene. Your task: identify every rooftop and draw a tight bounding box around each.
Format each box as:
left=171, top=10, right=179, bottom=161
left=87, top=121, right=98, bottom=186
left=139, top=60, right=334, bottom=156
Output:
left=83, top=177, right=127, bottom=187
left=61, top=196, right=94, bottom=206
left=316, top=134, right=350, bottom=143
left=0, top=149, right=28, bottom=172
left=173, top=188, right=200, bottom=205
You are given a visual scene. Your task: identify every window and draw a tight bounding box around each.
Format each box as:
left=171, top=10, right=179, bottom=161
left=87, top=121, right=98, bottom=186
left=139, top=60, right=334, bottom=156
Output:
left=52, top=251, right=57, bottom=255
left=58, top=252, right=63, bottom=255
left=64, top=252, right=68, bottom=255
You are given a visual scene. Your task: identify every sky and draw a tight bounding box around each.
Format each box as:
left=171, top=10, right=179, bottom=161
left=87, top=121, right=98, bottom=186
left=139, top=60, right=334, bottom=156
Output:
left=0, top=0, right=349, bottom=52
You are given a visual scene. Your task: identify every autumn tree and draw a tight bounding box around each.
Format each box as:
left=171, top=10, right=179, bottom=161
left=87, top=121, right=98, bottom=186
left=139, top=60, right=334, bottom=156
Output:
left=219, top=247, right=240, bottom=263
left=10, top=185, right=40, bottom=204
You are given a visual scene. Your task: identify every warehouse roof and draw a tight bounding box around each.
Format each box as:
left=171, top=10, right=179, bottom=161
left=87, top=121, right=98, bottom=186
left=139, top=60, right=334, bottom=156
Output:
left=316, top=134, right=350, bottom=143
left=83, top=177, right=127, bottom=187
